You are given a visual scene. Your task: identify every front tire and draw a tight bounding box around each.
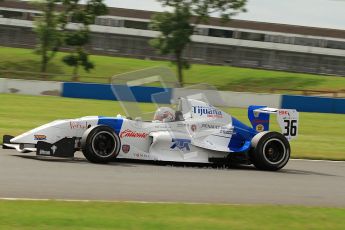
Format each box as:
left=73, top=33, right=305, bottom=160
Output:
left=81, top=125, right=120, bottom=164
left=250, top=131, right=290, bottom=171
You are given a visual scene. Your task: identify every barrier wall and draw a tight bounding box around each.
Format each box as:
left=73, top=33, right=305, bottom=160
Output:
left=0, top=78, right=61, bottom=96
left=281, top=95, right=345, bottom=114
left=1, top=78, right=344, bottom=114
left=62, top=82, right=172, bottom=104
left=0, top=78, right=5, bottom=93
left=56, top=83, right=345, bottom=114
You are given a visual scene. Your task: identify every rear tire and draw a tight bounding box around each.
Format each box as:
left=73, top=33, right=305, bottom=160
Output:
left=250, top=131, right=290, bottom=171
left=81, top=125, right=120, bottom=164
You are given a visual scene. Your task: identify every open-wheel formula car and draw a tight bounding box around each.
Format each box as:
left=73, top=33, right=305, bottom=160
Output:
left=3, top=98, right=299, bottom=171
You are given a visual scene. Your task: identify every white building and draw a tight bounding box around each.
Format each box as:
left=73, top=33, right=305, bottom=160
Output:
left=0, top=0, right=344, bottom=76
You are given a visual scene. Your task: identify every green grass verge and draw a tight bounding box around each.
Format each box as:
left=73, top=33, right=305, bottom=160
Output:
left=0, top=200, right=344, bottom=230
left=1, top=46, right=345, bottom=93
left=1, top=94, right=344, bottom=160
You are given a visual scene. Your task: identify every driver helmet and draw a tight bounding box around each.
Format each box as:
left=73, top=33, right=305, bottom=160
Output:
left=153, top=107, right=175, bottom=122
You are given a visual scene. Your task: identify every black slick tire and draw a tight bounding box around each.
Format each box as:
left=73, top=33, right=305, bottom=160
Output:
left=81, top=125, right=120, bottom=164
left=250, top=131, right=290, bottom=171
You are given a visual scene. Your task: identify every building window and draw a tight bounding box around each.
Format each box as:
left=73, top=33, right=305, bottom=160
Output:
left=265, top=34, right=295, bottom=44
left=95, top=17, right=123, bottom=27
left=208, top=28, right=233, bottom=38
left=326, top=40, right=345, bottom=50
left=123, top=20, right=149, bottom=30
left=239, top=32, right=265, bottom=41
left=294, top=37, right=322, bottom=47
left=110, top=19, right=123, bottom=27
left=194, top=27, right=208, bottom=36
left=0, top=10, right=24, bottom=20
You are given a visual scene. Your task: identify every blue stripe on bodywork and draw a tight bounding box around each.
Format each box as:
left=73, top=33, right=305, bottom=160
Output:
left=97, top=117, right=124, bottom=135
left=229, top=117, right=257, bottom=152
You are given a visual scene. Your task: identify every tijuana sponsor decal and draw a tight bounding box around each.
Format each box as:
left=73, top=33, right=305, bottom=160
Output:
left=192, top=106, right=223, bottom=118
left=120, top=129, right=149, bottom=139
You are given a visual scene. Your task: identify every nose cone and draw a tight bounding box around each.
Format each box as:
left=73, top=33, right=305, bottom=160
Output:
left=10, top=120, right=67, bottom=144
left=10, top=116, right=100, bottom=144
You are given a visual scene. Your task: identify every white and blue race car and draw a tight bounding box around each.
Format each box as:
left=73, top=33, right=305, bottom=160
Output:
left=3, top=98, right=299, bottom=171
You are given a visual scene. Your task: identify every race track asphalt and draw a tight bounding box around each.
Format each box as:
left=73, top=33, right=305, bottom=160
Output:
left=0, top=148, right=344, bottom=206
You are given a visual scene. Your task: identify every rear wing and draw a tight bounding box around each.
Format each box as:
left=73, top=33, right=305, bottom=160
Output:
left=248, top=105, right=299, bottom=141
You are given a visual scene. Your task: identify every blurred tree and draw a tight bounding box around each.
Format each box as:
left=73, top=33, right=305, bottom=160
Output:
left=60, top=0, right=107, bottom=80
left=33, top=0, right=107, bottom=80
left=62, top=30, right=94, bottom=79
left=34, top=0, right=62, bottom=76
left=150, top=0, right=247, bottom=87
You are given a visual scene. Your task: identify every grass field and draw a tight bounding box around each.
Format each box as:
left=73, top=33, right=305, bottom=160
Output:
left=1, top=46, right=345, bottom=93
left=1, top=93, right=344, bottom=160
left=0, top=200, right=345, bottom=230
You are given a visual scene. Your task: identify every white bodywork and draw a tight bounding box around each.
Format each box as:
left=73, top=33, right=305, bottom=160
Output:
left=6, top=98, right=299, bottom=163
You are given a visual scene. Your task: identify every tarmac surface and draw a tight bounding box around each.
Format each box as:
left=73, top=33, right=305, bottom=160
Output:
left=0, top=148, right=345, bottom=206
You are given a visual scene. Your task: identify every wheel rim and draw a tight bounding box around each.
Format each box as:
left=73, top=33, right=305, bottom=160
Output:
left=91, top=131, right=116, bottom=158
left=262, top=138, right=287, bottom=165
